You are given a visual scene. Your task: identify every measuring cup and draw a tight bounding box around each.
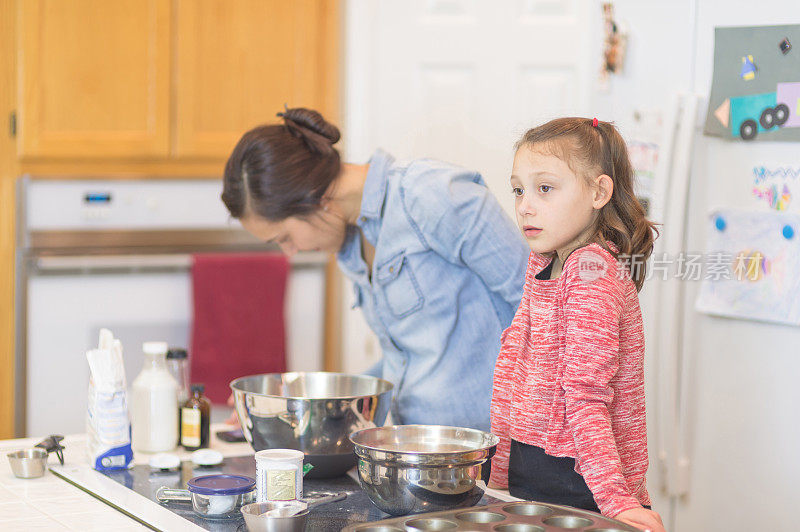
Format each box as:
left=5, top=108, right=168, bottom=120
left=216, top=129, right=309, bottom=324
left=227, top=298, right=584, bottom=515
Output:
left=156, top=474, right=256, bottom=518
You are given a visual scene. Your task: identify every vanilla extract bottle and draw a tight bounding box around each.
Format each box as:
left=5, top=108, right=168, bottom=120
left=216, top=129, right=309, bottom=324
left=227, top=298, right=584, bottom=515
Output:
left=180, top=384, right=210, bottom=450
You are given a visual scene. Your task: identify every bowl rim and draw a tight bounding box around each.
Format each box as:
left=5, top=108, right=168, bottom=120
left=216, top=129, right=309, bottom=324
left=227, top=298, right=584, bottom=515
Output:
left=229, top=371, right=394, bottom=400
left=7, top=447, right=48, bottom=460
left=240, top=501, right=310, bottom=520
left=349, top=424, right=500, bottom=455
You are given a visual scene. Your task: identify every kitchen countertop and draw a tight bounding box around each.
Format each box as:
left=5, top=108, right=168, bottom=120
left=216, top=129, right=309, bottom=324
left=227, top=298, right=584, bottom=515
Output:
left=0, top=425, right=518, bottom=531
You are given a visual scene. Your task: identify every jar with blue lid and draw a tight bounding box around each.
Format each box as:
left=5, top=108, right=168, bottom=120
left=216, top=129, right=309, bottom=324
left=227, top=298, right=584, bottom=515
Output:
left=157, top=474, right=256, bottom=518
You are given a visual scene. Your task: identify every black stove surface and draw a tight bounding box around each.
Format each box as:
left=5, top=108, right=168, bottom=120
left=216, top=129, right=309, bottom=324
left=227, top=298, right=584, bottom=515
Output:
left=101, top=455, right=500, bottom=531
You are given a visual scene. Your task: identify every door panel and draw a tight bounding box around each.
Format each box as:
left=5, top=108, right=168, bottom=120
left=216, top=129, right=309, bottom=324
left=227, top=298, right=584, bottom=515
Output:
left=340, top=0, right=591, bottom=372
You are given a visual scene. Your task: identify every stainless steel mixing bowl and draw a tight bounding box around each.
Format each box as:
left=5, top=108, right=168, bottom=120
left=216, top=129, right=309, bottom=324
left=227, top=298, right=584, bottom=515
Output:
left=350, top=425, right=499, bottom=516
left=231, top=372, right=393, bottom=478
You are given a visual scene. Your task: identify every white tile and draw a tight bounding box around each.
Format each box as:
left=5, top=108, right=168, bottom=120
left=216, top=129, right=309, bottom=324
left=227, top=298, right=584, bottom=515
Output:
left=26, top=491, right=105, bottom=517
left=54, top=509, right=143, bottom=531
left=12, top=478, right=78, bottom=500
left=0, top=516, right=70, bottom=531
left=0, top=500, right=47, bottom=521
left=0, top=484, right=22, bottom=501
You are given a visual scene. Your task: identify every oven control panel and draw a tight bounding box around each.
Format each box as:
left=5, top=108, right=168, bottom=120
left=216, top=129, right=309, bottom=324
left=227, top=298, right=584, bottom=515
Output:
left=23, top=178, right=237, bottom=231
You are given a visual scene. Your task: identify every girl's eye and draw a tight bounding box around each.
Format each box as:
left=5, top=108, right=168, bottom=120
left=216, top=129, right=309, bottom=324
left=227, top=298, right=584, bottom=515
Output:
left=538, top=185, right=552, bottom=193
left=512, top=186, right=524, bottom=197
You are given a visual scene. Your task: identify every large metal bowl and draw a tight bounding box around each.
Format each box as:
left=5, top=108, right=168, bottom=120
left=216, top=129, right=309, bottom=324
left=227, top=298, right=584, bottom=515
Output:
left=230, top=372, right=393, bottom=478
left=350, top=425, right=499, bottom=516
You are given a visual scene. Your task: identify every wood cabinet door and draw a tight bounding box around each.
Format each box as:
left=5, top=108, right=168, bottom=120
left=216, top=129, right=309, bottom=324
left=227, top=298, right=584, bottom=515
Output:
left=174, top=0, right=337, bottom=159
left=18, top=0, right=171, bottom=158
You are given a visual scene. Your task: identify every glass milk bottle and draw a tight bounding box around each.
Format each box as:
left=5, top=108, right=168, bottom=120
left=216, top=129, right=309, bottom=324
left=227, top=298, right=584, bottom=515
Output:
left=131, top=341, right=179, bottom=452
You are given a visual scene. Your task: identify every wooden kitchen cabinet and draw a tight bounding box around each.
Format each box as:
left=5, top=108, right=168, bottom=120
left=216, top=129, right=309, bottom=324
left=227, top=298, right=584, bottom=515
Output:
left=16, top=0, right=340, bottom=166
left=18, top=0, right=172, bottom=158
left=174, top=0, right=337, bottom=158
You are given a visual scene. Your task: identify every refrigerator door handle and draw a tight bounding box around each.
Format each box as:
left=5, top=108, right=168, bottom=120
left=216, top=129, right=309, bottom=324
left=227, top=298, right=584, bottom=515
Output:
left=651, top=94, right=681, bottom=495
left=653, top=92, right=699, bottom=498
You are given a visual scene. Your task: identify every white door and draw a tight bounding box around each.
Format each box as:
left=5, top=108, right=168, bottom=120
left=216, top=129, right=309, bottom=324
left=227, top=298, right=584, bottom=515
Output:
left=341, top=0, right=593, bottom=370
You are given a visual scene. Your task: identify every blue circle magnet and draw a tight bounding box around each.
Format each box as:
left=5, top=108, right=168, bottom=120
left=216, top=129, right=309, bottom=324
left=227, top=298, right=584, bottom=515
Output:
left=714, top=216, right=726, bottom=231
left=782, top=224, right=794, bottom=240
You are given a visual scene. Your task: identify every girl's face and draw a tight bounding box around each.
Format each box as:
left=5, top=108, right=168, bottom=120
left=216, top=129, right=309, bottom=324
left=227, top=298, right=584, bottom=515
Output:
left=511, top=144, right=611, bottom=255
left=240, top=209, right=347, bottom=257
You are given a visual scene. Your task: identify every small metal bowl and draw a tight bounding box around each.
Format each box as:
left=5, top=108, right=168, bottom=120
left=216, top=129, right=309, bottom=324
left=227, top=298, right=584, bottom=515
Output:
left=7, top=448, right=48, bottom=478
left=241, top=501, right=309, bottom=532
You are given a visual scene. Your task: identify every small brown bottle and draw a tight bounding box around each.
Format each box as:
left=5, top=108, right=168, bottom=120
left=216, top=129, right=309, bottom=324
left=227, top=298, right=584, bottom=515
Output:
left=180, top=384, right=210, bottom=450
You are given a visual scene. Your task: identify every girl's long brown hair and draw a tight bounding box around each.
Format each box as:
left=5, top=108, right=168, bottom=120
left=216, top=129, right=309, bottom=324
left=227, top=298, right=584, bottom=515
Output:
left=517, top=117, right=658, bottom=291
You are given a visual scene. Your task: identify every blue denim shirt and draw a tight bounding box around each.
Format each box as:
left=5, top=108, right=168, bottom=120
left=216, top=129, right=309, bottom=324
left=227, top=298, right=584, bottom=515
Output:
left=336, top=150, right=529, bottom=431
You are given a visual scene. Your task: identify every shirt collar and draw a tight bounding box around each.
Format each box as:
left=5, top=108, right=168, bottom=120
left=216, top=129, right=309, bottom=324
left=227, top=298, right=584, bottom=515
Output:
left=358, top=149, right=394, bottom=222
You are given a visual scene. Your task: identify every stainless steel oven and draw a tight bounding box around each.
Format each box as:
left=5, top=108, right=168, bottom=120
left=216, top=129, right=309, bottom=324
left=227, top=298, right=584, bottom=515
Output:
left=15, top=176, right=327, bottom=437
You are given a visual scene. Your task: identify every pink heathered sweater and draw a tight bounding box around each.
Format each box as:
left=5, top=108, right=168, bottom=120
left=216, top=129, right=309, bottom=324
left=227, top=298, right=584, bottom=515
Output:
left=489, top=243, right=651, bottom=517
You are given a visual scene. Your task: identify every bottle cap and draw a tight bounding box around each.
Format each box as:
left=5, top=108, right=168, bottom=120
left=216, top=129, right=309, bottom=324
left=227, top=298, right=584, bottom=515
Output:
left=255, top=449, right=304, bottom=463
left=167, top=348, right=188, bottom=359
left=142, top=341, right=169, bottom=356
left=191, top=383, right=205, bottom=394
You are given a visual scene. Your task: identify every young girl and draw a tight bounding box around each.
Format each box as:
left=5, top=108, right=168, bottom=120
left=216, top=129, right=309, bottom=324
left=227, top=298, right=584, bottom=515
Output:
left=489, top=117, right=665, bottom=532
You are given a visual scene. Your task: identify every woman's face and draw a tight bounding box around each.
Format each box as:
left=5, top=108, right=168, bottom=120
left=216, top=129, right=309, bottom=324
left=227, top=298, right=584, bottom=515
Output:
left=240, top=210, right=347, bottom=257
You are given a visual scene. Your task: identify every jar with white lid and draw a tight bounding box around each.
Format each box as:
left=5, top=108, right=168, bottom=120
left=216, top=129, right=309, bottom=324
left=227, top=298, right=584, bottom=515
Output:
left=254, top=449, right=304, bottom=502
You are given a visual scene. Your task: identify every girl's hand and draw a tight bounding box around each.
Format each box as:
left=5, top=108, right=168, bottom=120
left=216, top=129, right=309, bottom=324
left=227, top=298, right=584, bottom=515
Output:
left=614, top=507, right=666, bottom=532
left=225, top=393, right=241, bottom=427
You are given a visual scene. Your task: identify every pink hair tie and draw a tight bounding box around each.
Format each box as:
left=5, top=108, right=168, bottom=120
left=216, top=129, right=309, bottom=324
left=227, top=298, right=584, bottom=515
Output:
left=592, top=117, right=599, bottom=127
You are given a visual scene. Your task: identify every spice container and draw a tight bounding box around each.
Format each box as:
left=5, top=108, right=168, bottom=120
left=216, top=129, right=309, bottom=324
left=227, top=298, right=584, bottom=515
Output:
left=156, top=474, right=256, bottom=518
left=255, top=449, right=304, bottom=502
left=181, top=383, right=210, bottom=450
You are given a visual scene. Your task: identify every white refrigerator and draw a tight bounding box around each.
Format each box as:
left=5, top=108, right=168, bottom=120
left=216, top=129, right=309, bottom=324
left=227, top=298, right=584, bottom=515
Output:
left=593, top=1, right=800, bottom=531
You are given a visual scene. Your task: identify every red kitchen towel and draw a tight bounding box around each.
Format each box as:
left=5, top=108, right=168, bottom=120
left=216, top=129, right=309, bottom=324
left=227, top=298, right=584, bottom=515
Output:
left=190, top=253, right=289, bottom=404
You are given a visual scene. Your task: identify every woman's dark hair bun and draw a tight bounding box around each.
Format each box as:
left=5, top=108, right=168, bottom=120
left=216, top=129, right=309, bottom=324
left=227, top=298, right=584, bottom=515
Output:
left=278, top=107, right=341, bottom=152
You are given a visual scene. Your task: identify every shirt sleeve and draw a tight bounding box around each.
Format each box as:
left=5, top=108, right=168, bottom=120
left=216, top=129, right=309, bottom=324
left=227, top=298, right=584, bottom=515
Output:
left=400, top=164, right=530, bottom=310
left=561, top=248, right=642, bottom=517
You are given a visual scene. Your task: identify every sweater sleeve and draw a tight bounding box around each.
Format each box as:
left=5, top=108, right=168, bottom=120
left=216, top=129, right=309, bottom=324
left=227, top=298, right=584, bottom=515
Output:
left=561, top=248, right=642, bottom=517
left=489, top=252, right=543, bottom=487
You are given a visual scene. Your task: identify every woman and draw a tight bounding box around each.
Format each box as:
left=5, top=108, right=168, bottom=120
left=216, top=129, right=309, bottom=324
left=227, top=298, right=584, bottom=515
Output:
left=222, top=107, right=529, bottom=431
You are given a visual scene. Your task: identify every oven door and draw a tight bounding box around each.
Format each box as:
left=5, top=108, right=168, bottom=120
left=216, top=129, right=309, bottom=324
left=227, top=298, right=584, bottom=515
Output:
left=22, top=253, right=325, bottom=437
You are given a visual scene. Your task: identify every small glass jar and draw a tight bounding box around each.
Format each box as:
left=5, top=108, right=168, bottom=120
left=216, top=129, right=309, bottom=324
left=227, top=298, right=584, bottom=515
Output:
left=166, top=348, right=189, bottom=405
left=255, top=449, right=304, bottom=503
left=187, top=474, right=256, bottom=517
left=181, top=383, right=211, bottom=450
left=157, top=474, right=256, bottom=518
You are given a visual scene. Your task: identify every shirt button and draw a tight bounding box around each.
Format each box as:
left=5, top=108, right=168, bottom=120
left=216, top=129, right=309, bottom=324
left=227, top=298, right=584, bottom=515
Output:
left=388, top=266, right=394, bottom=273
left=360, top=216, right=367, bottom=223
